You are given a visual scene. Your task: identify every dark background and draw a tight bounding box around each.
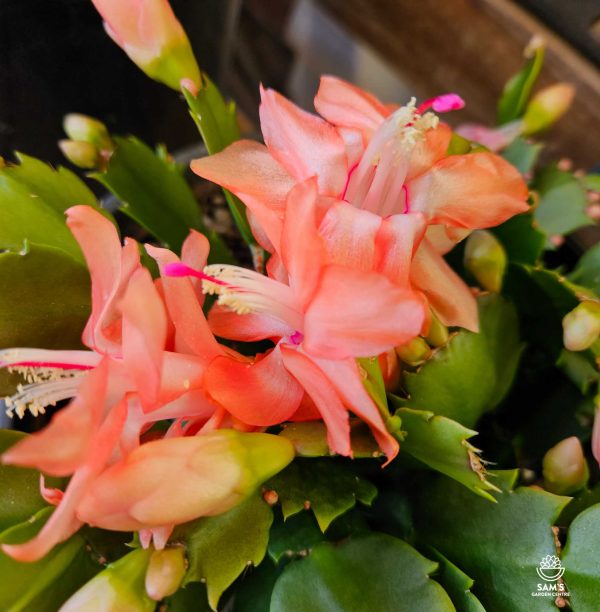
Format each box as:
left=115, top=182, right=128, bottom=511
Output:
left=1, top=0, right=599, bottom=165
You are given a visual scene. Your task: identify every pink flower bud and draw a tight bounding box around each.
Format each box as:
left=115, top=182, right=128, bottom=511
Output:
left=58, top=140, right=99, bottom=169
left=63, top=113, right=113, bottom=150
left=76, top=430, right=294, bottom=531
left=91, top=0, right=200, bottom=91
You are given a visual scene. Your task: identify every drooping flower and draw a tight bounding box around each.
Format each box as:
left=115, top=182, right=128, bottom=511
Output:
left=90, top=0, right=201, bottom=92
left=192, top=77, right=529, bottom=330
left=166, top=179, right=424, bottom=459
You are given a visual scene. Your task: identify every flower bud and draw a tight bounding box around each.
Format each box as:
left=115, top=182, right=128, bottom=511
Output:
left=58, top=140, right=100, bottom=169
left=91, top=0, right=201, bottom=92
left=521, top=83, right=575, bottom=136
left=61, top=548, right=154, bottom=611
left=563, top=301, right=600, bottom=351
left=145, top=546, right=187, bottom=601
left=76, top=430, right=295, bottom=531
left=542, top=436, right=589, bottom=495
left=378, top=349, right=401, bottom=391
left=464, top=230, right=507, bottom=292
left=63, top=113, right=113, bottom=151
left=425, top=311, right=449, bottom=347
left=395, top=337, right=431, bottom=366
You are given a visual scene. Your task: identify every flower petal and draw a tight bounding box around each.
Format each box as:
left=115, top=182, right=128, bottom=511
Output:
left=311, top=356, right=399, bottom=461
left=260, top=86, right=347, bottom=196
left=319, top=202, right=382, bottom=272
left=314, top=75, right=392, bottom=141
left=303, top=265, right=425, bottom=359
left=406, top=123, right=452, bottom=180
left=205, top=346, right=303, bottom=426
left=280, top=346, right=351, bottom=457
left=66, top=206, right=140, bottom=355
left=375, top=212, right=426, bottom=286
left=121, top=268, right=168, bottom=409
left=411, top=239, right=479, bottom=331
left=146, top=243, right=221, bottom=362
left=408, top=152, right=529, bottom=228
left=208, top=304, right=293, bottom=342
left=281, top=179, right=326, bottom=309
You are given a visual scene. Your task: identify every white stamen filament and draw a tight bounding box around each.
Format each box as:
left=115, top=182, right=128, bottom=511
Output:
left=4, top=367, right=87, bottom=419
left=203, top=264, right=303, bottom=330
left=345, top=100, right=439, bottom=216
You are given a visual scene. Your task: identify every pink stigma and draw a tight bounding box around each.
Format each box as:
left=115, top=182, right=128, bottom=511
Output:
left=1, top=361, right=93, bottom=371
left=290, top=331, right=304, bottom=345
left=163, top=262, right=227, bottom=286
left=417, top=93, right=465, bottom=114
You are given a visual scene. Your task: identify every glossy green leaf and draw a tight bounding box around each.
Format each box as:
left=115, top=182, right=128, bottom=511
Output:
left=502, top=137, right=543, bottom=175
left=268, top=511, right=325, bottom=564
left=167, top=582, right=212, bottom=612
left=278, top=421, right=381, bottom=459
left=583, top=173, right=600, bottom=191
left=233, top=561, right=279, bottom=612
left=415, top=471, right=569, bottom=611
left=0, top=430, right=63, bottom=532
left=497, top=44, right=544, bottom=124
left=60, top=547, right=153, bottom=612
left=266, top=459, right=377, bottom=532
left=0, top=244, right=90, bottom=395
left=93, top=136, right=232, bottom=259
left=492, top=211, right=546, bottom=265
left=395, top=408, right=498, bottom=500
left=504, top=264, right=579, bottom=357
left=533, top=165, right=592, bottom=241
left=562, top=503, right=600, bottom=609
left=396, top=294, right=523, bottom=427
left=270, top=533, right=454, bottom=612
left=569, top=242, right=600, bottom=297
left=559, top=483, right=600, bottom=526
left=427, top=548, right=485, bottom=612
left=173, top=494, right=273, bottom=610
left=556, top=350, right=599, bottom=395
left=0, top=520, right=95, bottom=611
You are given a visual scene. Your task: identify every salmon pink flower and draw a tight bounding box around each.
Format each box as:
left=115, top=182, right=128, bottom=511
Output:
left=91, top=0, right=201, bottom=92
left=192, top=77, right=529, bottom=330
left=166, top=180, right=425, bottom=459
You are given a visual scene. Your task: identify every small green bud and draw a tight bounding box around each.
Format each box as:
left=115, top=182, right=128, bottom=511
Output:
left=61, top=548, right=154, bottom=611
left=63, top=113, right=113, bottom=151
left=145, top=546, right=187, bottom=601
left=542, top=436, right=589, bottom=495
left=395, top=337, right=431, bottom=366
left=58, top=140, right=99, bottom=169
left=563, top=301, right=600, bottom=351
left=425, top=311, right=449, bottom=347
left=464, top=230, right=507, bottom=292
left=521, top=83, right=575, bottom=136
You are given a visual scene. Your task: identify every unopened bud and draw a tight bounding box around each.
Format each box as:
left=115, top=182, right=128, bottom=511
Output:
left=395, top=337, right=431, bottom=366
left=464, top=230, right=507, bottom=292
left=563, top=301, right=600, bottom=351
left=521, top=83, right=575, bottom=136
left=63, top=113, right=113, bottom=151
left=61, top=548, right=153, bottom=611
left=58, top=140, right=99, bottom=169
left=145, top=547, right=187, bottom=601
left=542, top=436, right=589, bottom=495
left=91, top=0, right=200, bottom=92
left=425, top=311, right=449, bottom=347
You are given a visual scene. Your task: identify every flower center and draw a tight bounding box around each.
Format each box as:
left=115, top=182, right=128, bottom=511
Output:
left=165, top=262, right=304, bottom=333
left=344, top=94, right=463, bottom=217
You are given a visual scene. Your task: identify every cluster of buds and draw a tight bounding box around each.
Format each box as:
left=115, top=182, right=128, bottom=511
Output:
left=59, top=114, right=114, bottom=170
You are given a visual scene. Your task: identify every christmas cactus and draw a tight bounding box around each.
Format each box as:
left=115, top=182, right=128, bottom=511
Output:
left=0, top=2, right=599, bottom=610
